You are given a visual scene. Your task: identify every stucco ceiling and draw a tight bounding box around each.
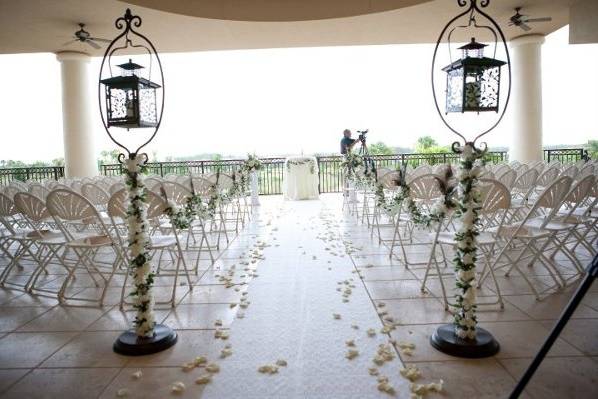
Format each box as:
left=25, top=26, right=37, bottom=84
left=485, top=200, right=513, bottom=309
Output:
left=0, top=0, right=572, bottom=56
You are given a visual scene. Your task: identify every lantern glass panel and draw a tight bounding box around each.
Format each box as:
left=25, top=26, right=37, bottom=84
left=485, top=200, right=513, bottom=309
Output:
left=109, top=87, right=137, bottom=120
left=446, top=68, right=464, bottom=113
left=139, top=84, right=158, bottom=125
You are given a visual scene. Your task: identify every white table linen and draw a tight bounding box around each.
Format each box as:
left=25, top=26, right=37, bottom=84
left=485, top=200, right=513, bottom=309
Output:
left=283, top=156, right=319, bottom=200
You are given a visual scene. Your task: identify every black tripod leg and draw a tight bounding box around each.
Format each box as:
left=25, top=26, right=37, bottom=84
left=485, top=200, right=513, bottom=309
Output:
left=509, top=253, right=598, bottom=398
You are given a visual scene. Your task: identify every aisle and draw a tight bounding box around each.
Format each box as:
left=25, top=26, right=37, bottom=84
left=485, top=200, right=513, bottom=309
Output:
left=201, top=197, right=410, bottom=398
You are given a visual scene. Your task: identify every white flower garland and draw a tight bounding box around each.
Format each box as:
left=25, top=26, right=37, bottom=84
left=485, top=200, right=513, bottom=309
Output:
left=286, top=158, right=316, bottom=174
left=452, top=142, right=484, bottom=340
left=125, top=155, right=155, bottom=337
left=372, top=146, right=485, bottom=340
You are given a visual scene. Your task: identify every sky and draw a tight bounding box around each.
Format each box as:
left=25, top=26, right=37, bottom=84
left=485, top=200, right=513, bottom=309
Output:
left=0, top=26, right=596, bottom=163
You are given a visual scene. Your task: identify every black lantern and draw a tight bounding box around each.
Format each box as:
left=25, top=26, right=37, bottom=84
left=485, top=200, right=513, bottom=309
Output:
left=443, top=37, right=506, bottom=113
left=100, top=59, right=160, bottom=129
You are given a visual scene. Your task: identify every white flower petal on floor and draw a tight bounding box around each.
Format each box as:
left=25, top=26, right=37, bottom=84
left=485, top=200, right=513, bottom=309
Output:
left=170, top=381, right=186, bottom=394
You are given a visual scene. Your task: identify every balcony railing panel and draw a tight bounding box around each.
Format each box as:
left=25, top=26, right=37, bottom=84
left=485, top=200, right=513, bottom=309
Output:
left=2, top=148, right=586, bottom=192
left=0, top=166, right=64, bottom=186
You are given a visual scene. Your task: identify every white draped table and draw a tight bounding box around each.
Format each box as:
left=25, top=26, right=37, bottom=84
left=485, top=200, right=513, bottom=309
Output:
left=283, top=156, right=319, bottom=200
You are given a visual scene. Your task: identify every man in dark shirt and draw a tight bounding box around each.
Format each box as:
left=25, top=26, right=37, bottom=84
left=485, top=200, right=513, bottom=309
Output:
left=340, top=129, right=357, bottom=155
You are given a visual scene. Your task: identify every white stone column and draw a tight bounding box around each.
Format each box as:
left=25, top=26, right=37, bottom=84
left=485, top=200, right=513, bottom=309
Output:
left=56, top=51, right=97, bottom=178
left=509, top=34, right=545, bottom=163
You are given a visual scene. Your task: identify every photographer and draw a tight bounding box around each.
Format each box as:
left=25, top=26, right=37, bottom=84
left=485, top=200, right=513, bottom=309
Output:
left=340, top=129, right=358, bottom=155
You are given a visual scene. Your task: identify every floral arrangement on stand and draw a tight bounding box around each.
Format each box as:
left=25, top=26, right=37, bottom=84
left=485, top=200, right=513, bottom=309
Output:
left=242, top=154, right=262, bottom=173
left=340, top=152, right=365, bottom=182
left=372, top=144, right=485, bottom=338
left=124, top=155, right=155, bottom=337
left=286, top=157, right=316, bottom=174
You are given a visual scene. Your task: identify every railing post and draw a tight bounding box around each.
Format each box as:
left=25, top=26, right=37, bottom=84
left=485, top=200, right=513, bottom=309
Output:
left=160, top=163, right=164, bottom=177
left=316, top=156, right=321, bottom=194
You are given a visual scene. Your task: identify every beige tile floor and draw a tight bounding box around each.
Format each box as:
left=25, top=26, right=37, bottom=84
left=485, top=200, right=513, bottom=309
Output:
left=0, top=194, right=596, bottom=398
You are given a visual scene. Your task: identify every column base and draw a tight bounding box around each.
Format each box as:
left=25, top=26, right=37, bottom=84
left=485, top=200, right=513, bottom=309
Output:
left=430, top=324, right=499, bottom=358
left=113, top=324, right=177, bottom=356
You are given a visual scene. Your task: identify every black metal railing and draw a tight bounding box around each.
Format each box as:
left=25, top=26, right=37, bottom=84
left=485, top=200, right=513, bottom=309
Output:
left=100, top=158, right=287, bottom=195
left=0, top=166, right=64, bottom=186
left=3, top=148, right=585, bottom=192
left=100, top=151, right=508, bottom=194
left=543, top=148, right=588, bottom=163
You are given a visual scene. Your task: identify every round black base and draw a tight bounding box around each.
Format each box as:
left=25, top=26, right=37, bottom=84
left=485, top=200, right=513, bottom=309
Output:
left=113, top=324, right=178, bottom=356
left=430, top=324, right=499, bottom=358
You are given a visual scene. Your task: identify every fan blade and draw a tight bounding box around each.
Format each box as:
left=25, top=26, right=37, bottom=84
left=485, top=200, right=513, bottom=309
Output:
left=89, top=37, right=111, bottom=43
left=526, top=17, right=552, bottom=23
left=86, top=40, right=101, bottom=49
left=62, top=39, right=78, bottom=46
left=519, top=22, right=532, bottom=31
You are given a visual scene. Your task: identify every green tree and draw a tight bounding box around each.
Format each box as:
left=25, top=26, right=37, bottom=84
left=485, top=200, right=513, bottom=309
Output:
left=415, top=136, right=450, bottom=154
left=368, top=141, right=394, bottom=155
left=586, top=139, right=598, bottom=160
left=98, top=149, right=121, bottom=165
left=415, top=136, right=437, bottom=151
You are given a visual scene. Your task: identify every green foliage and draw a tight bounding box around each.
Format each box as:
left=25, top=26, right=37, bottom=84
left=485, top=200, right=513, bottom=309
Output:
left=586, top=140, right=598, bottom=160
left=415, top=135, right=438, bottom=151
left=368, top=141, right=394, bottom=155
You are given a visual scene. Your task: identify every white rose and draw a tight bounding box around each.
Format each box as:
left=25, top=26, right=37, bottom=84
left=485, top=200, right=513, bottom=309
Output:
left=463, top=288, right=476, bottom=302
left=462, top=253, right=474, bottom=265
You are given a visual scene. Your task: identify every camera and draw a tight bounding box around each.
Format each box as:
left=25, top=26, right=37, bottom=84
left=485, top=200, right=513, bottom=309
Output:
left=357, top=129, right=368, bottom=143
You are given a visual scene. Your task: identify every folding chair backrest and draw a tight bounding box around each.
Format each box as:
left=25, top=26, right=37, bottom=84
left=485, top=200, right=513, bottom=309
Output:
left=70, top=180, right=83, bottom=193
left=81, top=183, right=110, bottom=208
left=379, top=171, right=400, bottom=190
left=478, top=179, right=511, bottom=213
left=206, top=173, right=219, bottom=184
left=531, top=161, right=545, bottom=173
left=53, top=183, right=72, bottom=191
left=376, top=168, right=392, bottom=179
left=563, top=175, right=594, bottom=207
left=577, top=165, right=594, bottom=181
left=3, top=186, right=21, bottom=200
left=493, top=164, right=509, bottom=176
left=191, top=176, right=215, bottom=197
left=409, top=174, right=443, bottom=201
left=0, top=193, right=18, bottom=217
left=412, top=165, right=432, bottom=178
left=496, top=168, right=517, bottom=190
left=217, top=174, right=234, bottom=191
left=513, top=168, right=539, bottom=191
left=107, top=188, right=128, bottom=220
left=13, top=192, right=51, bottom=223
left=161, top=181, right=193, bottom=205
left=109, top=182, right=126, bottom=195
left=28, top=183, right=49, bottom=200
left=514, top=164, right=529, bottom=176
left=46, top=189, right=98, bottom=221
left=145, top=177, right=162, bottom=188
left=534, top=176, right=573, bottom=211
left=536, top=167, right=559, bottom=187
left=9, top=180, right=28, bottom=192
left=560, top=165, right=578, bottom=179
left=146, top=190, right=169, bottom=219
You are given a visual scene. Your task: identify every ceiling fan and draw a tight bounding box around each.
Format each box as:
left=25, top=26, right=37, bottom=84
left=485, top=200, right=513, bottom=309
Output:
left=63, top=23, right=111, bottom=49
left=509, top=7, right=552, bottom=32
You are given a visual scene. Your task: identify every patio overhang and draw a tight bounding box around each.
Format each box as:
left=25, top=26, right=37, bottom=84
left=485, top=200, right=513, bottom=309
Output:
left=0, top=0, right=579, bottom=56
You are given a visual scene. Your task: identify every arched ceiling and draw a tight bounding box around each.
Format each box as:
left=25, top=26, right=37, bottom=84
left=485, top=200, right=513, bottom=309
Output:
left=123, top=0, right=431, bottom=22
left=0, top=0, right=573, bottom=56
